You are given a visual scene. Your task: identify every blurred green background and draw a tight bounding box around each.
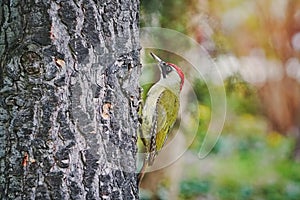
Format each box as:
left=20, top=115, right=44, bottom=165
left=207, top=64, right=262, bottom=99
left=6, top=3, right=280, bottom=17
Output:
left=139, top=0, right=300, bottom=199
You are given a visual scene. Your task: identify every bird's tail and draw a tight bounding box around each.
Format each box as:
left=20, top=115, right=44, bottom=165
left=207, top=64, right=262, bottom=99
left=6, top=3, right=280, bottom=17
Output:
left=147, top=151, right=156, bottom=166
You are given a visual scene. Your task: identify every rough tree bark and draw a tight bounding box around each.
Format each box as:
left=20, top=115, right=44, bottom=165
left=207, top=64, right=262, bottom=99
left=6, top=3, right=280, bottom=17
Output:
left=0, top=0, right=140, bottom=199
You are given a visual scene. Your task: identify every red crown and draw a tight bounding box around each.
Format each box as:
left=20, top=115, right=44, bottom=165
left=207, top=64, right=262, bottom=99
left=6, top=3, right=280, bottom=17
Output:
left=167, top=62, right=184, bottom=90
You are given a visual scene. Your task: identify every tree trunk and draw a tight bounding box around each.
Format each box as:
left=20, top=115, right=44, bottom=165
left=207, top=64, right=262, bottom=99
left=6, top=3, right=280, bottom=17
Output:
left=0, top=0, right=140, bottom=199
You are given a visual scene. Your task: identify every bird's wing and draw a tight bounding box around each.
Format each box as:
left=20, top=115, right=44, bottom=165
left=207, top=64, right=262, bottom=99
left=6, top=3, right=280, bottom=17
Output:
left=147, top=88, right=179, bottom=165
left=155, top=88, right=179, bottom=152
left=141, top=85, right=179, bottom=166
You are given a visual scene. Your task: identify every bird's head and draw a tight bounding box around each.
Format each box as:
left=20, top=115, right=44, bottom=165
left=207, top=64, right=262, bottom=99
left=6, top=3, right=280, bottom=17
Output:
left=150, top=52, right=184, bottom=91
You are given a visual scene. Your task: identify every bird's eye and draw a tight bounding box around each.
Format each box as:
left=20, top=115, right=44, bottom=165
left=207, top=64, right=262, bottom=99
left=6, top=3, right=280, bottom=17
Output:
left=166, top=66, right=172, bottom=72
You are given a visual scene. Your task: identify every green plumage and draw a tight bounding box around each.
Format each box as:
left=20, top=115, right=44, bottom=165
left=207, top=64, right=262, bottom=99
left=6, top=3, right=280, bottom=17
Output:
left=141, top=83, right=180, bottom=165
left=138, top=53, right=183, bottom=185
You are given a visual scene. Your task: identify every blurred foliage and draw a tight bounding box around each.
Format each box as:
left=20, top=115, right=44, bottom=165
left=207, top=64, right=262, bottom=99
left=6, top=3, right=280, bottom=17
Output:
left=193, top=80, right=211, bottom=106
left=180, top=179, right=211, bottom=199
left=182, top=75, right=300, bottom=199
left=179, top=135, right=300, bottom=200
left=188, top=80, right=211, bottom=151
left=139, top=0, right=300, bottom=199
left=140, top=0, right=198, bottom=33
left=225, top=75, right=261, bottom=115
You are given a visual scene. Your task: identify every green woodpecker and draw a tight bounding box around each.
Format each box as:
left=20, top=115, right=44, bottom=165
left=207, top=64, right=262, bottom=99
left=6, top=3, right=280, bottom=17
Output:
left=138, top=52, right=184, bottom=184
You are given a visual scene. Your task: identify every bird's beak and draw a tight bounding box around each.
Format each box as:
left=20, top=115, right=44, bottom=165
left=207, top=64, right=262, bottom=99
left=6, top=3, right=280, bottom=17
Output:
left=150, top=52, right=162, bottom=63
left=150, top=52, right=167, bottom=78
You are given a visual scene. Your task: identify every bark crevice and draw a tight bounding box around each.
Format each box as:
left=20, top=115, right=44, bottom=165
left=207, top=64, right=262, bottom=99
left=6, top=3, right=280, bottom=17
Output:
left=0, top=0, right=140, bottom=199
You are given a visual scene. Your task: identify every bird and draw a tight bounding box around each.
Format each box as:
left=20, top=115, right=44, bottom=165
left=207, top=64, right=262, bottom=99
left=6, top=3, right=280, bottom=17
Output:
left=138, top=52, right=184, bottom=185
